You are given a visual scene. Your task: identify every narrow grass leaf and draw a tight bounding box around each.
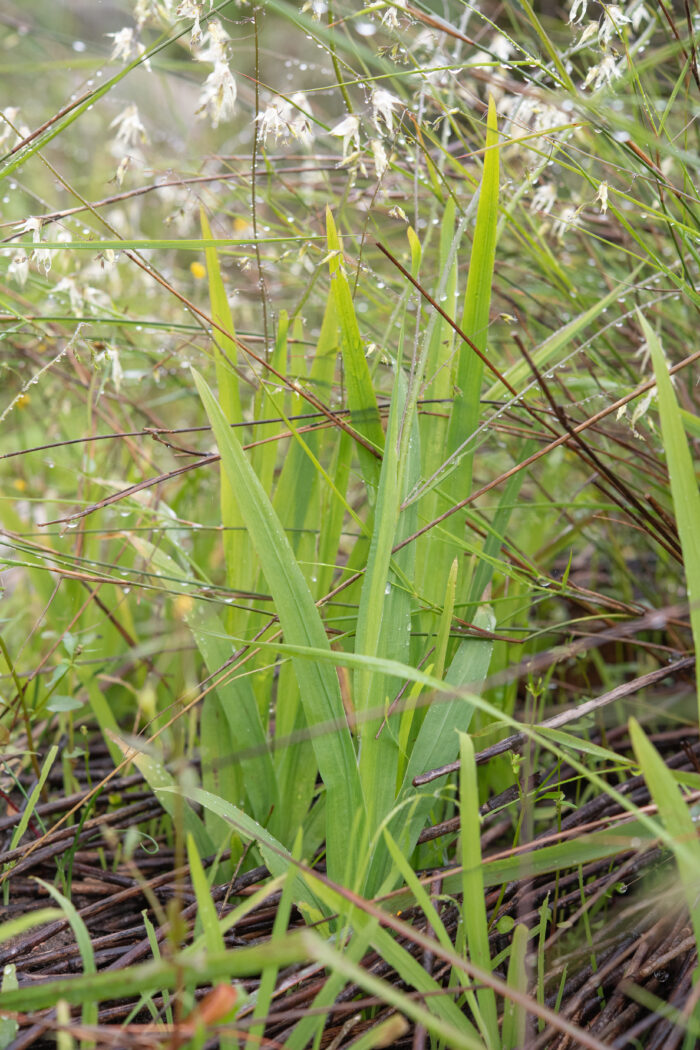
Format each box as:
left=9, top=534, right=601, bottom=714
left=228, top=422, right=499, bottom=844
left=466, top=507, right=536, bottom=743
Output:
left=445, top=96, right=500, bottom=503
left=641, top=311, right=700, bottom=715
left=193, top=368, right=363, bottom=883
left=0, top=909, right=62, bottom=944
left=501, top=924, right=529, bottom=1050
left=0, top=965, right=18, bottom=1049
left=111, top=736, right=214, bottom=858
left=186, top=833, right=225, bottom=956
left=459, top=731, right=499, bottom=1047
left=200, top=208, right=241, bottom=425
left=7, top=744, right=57, bottom=855
left=302, top=930, right=484, bottom=1050
left=629, top=717, right=700, bottom=950
left=0, top=939, right=311, bottom=1013
left=326, top=208, right=384, bottom=492
left=35, top=878, right=98, bottom=1035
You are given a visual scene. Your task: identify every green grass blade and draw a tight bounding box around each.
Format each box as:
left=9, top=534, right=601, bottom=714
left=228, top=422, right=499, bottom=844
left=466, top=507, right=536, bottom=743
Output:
left=0, top=909, right=62, bottom=944
left=326, top=208, right=384, bottom=492
left=501, top=924, right=529, bottom=1050
left=35, top=878, right=98, bottom=1036
left=302, top=930, right=484, bottom=1050
left=112, top=737, right=214, bottom=857
left=246, top=831, right=303, bottom=1050
left=354, top=368, right=406, bottom=846
left=0, top=939, right=310, bottom=1013
left=401, top=609, right=494, bottom=803
left=201, top=208, right=241, bottom=426
left=175, top=786, right=325, bottom=921
left=196, top=365, right=363, bottom=881
left=187, top=604, right=278, bottom=826
left=458, top=731, right=499, bottom=1047
left=7, top=744, right=57, bottom=856
left=0, top=965, right=18, bottom=1049
left=641, top=312, right=700, bottom=716
left=629, top=718, right=700, bottom=952
left=186, top=833, right=225, bottom=956
left=445, top=96, right=500, bottom=504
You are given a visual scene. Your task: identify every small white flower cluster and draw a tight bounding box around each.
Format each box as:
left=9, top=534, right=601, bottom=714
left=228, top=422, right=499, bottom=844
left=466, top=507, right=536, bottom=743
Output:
left=568, top=0, right=652, bottom=93
left=7, top=217, right=52, bottom=287
left=329, top=88, right=403, bottom=179
left=109, top=4, right=236, bottom=132
left=107, top=26, right=148, bottom=65
left=108, top=103, right=149, bottom=185
left=192, top=18, right=237, bottom=129
left=255, top=93, right=313, bottom=146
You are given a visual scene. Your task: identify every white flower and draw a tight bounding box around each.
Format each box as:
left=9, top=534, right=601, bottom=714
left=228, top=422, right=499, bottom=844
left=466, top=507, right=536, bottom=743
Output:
left=530, top=182, right=557, bottom=214
left=256, top=98, right=292, bottom=144
left=490, top=33, right=514, bottom=63
left=551, top=205, right=582, bottom=241
left=18, top=217, right=51, bottom=275
left=197, top=19, right=229, bottom=64
left=583, top=52, right=621, bottom=90
left=289, top=92, right=313, bottom=143
left=330, top=114, right=360, bottom=160
left=256, top=93, right=312, bottom=145
left=568, top=0, right=588, bottom=24
left=301, top=0, right=328, bottom=20
left=371, top=138, right=388, bottom=178
left=108, top=27, right=137, bottom=63
left=197, top=61, right=237, bottom=127
left=596, top=181, right=609, bottom=214
left=8, top=251, right=29, bottom=288
left=177, top=2, right=203, bottom=47
left=110, top=105, right=148, bottom=147
left=576, top=21, right=599, bottom=46
left=381, top=0, right=406, bottom=28
left=371, top=88, right=402, bottom=133
left=598, top=4, right=631, bottom=48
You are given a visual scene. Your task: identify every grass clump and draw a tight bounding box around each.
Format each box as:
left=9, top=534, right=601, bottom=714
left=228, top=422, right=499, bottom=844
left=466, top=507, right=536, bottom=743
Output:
left=1, top=0, right=699, bottom=1047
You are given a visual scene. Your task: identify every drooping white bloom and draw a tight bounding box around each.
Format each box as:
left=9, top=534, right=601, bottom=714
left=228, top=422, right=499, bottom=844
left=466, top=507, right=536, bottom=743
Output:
left=583, top=52, right=622, bottom=90
left=598, top=4, right=631, bottom=48
left=381, top=0, right=407, bottom=28
left=108, top=27, right=138, bottom=63
left=596, top=181, right=609, bottom=214
left=177, top=1, right=203, bottom=47
left=301, top=0, right=328, bottom=21
left=576, top=21, right=599, bottom=46
left=371, top=138, right=388, bottom=178
left=110, top=105, right=149, bottom=147
left=530, top=182, right=557, bottom=214
left=256, top=93, right=313, bottom=145
left=197, top=62, right=237, bottom=127
left=490, top=33, right=514, bottom=63
left=551, top=205, right=582, bottom=241
left=568, top=0, right=588, bottom=24
left=330, top=114, right=360, bottom=160
left=256, top=97, right=292, bottom=144
left=0, top=107, right=29, bottom=148
left=371, top=88, right=402, bottom=133
left=289, top=92, right=313, bottom=143
left=197, top=19, right=229, bottom=64
left=54, top=276, right=84, bottom=313
left=18, top=217, right=51, bottom=275
left=8, top=251, right=29, bottom=287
